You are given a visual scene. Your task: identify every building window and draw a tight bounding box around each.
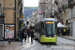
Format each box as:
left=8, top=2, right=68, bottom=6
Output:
left=59, top=0, right=62, bottom=2
left=71, top=22, right=73, bottom=36
left=68, top=23, right=70, bottom=36
left=68, top=8, right=71, bottom=19
left=0, top=4, right=1, bottom=15
left=72, top=6, right=75, bottom=17
left=52, top=0, right=54, bottom=5
left=66, top=20, right=68, bottom=25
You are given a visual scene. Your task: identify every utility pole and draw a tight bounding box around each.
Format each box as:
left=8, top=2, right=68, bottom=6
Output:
left=15, top=0, right=16, bottom=40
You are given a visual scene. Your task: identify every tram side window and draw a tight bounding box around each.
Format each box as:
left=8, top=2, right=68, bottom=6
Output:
left=41, top=22, right=44, bottom=35
left=42, top=24, right=44, bottom=29
left=55, top=22, right=57, bottom=35
left=41, top=22, right=44, bottom=29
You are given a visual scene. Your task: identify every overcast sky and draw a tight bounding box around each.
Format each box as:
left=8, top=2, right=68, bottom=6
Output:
left=24, top=0, right=39, bottom=7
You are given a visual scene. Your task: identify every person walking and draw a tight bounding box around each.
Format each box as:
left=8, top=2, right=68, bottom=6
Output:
left=27, top=29, right=30, bottom=38
left=27, top=29, right=31, bottom=42
left=61, top=28, right=63, bottom=35
left=20, top=29, right=25, bottom=45
left=31, top=30, right=34, bottom=43
left=63, top=28, right=67, bottom=36
left=67, top=29, right=70, bottom=37
left=24, top=30, right=28, bottom=43
left=57, top=28, right=60, bottom=36
left=59, top=29, right=61, bottom=36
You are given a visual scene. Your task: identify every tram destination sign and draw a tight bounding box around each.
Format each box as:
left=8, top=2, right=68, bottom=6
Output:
left=46, top=21, right=54, bottom=24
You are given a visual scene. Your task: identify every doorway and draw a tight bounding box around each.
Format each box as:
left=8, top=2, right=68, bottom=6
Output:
left=0, top=24, right=4, bottom=40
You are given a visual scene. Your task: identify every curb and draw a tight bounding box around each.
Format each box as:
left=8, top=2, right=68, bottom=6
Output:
left=60, top=36, right=75, bottom=41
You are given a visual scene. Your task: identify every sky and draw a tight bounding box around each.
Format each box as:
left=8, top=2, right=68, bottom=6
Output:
left=24, top=0, right=39, bottom=7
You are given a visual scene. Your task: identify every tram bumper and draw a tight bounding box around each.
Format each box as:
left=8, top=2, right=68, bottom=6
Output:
left=40, top=35, right=57, bottom=43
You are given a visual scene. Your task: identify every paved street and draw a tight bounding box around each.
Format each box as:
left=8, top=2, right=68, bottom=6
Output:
left=0, top=37, right=35, bottom=50
left=0, top=37, right=75, bottom=50
left=21, top=37, right=75, bottom=50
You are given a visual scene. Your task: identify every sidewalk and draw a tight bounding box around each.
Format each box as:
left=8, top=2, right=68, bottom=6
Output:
left=61, top=36, right=75, bottom=41
left=0, top=37, right=35, bottom=50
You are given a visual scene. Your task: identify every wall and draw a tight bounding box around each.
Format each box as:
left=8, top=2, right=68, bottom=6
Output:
left=0, top=0, right=3, bottom=13
left=4, top=9, right=14, bottom=24
left=73, top=21, right=75, bottom=37
left=4, top=0, right=14, bottom=24
left=4, top=0, right=14, bottom=8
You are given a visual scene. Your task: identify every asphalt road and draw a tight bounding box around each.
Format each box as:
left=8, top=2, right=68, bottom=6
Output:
left=21, top=37, right=75, bottom=50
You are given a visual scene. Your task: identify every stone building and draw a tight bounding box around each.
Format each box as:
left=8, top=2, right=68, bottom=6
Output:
left=0, top=0, right=23, bottom=40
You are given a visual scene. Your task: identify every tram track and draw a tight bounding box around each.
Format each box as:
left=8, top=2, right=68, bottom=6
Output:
left=23, top=40, right=75, bottom=50
left=40, top=43, right=56, bottom=50
left=40, top=40, right=75, bottom=50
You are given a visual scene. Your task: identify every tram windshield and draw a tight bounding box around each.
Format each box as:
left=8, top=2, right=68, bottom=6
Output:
left=44, top=21, right=56, bottom=35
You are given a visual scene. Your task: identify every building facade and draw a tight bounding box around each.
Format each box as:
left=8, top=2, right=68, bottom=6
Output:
left=0, top=0, right=23, bottom=40
left=38, top=0, right=75, bottom=37
left=0, top=0, right=5, bottom=40
left=68, top=0, right=75, bottom=37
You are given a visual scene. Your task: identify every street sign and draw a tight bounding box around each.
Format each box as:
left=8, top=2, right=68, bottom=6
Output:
left=21, top=15, right=24, bottom=18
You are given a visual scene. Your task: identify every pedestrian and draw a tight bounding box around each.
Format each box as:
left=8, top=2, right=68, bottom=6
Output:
left=20, top=29, right=25, bottom=45
left=27, top=28, right=30, bottom=42
left=61, top=28, right=63, bottom=35
left=22, top=27, right=26, bottom=32
left=57, top=28, right=59, bottom=36
left=67, top=29, right=70, bottom=37
left=27, top=28, right=30, bottom=38
left=31, top=30, right=34, bottom=42
left=63, top=28, right=67, bottom=36
left=24, top=30, right=28, bottom=43
left=59, top=29, right=61, bottom=36
left=57, top=28, right=60, bottom=36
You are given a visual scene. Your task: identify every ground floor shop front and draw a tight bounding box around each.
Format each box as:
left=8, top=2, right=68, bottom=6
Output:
left=0, top=16, right=21, bottom=41
left=68, top=18, right=75, bottom=37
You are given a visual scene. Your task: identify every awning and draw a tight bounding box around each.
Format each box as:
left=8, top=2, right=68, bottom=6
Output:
left=57, top=22, right=66, bottom=28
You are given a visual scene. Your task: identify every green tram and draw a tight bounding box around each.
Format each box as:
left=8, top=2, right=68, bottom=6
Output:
left=30, top=23, right=35, bottom=32
left=35, top=18, right=58, bottom=43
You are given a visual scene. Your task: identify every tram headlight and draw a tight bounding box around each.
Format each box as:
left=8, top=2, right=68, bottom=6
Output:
left=54, top=35, right=56, bottom=37
left=44, top=35, right=47, bottom=37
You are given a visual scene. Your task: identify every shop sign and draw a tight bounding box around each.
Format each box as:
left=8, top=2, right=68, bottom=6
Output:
left=4, top=24, right=15, bottom=40
left=21, top=15, right=24, bottom=18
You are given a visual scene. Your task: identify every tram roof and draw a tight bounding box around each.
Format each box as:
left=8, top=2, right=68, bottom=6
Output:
left=41, top=18, right=58, bottom=22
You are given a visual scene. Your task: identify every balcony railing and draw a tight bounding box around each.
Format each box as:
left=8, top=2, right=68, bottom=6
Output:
left=18, top=0, right=22, bottom=4
left=68, top=0, right=75, bottom=7
left=62, top=4, right=68, bottom=12
left=62, top=4, right=68, bottom=9
left=58, top=7, right=63, bottom=13
left=70, top=1, right=75, bottom=5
